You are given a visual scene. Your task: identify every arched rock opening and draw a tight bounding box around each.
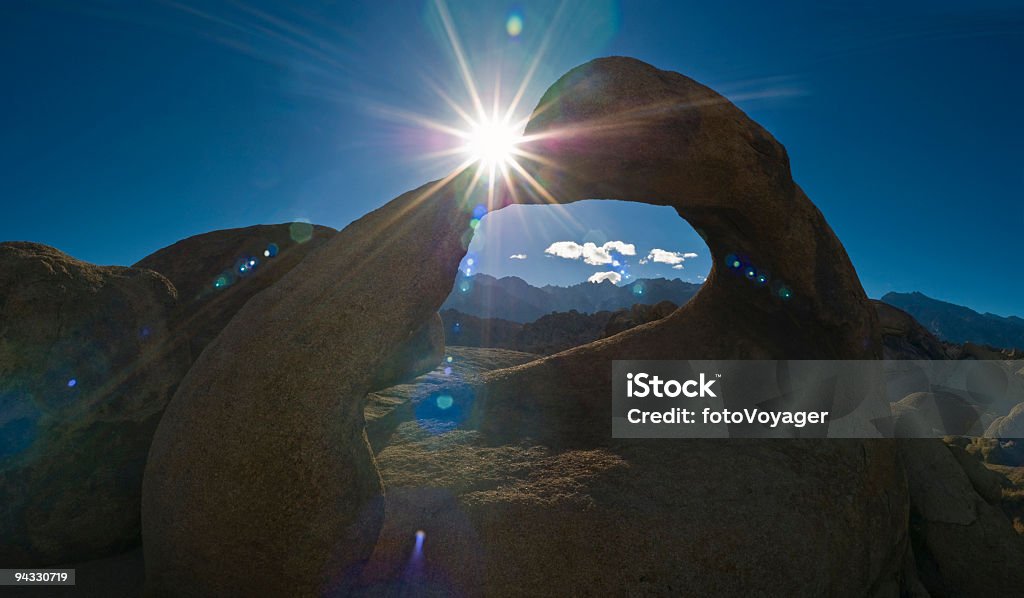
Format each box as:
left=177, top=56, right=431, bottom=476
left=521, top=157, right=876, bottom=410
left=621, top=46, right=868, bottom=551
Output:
left=142, top=57, right=897, bottom=597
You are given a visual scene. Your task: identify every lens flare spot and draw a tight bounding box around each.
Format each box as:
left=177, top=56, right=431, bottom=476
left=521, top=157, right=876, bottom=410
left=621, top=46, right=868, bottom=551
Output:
left=290, top=221, right=314, bottom=244
left=214, top=275, right=229, bottom=289
left=446, top=356, right=454, bottom=364
left=506, top=12, right=523, bottom=37
left=436, top=394, right=454, bottom=410
left=264, top=243, right=279, bottom=258
left=444, top=366, right=452, bottom=376
left=67, top=379, right=77, bottom=388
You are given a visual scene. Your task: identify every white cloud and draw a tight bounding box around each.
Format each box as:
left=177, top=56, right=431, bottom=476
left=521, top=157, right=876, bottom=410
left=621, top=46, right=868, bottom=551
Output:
left=509, top=254, right=527, bottom=260
left=672, top=264, right=684, bottom=270
left=602, top=241, right=637, bottom=256
left=544, top=240, right=636, bottom=266
left=587, top=271, right=622, bottom=284
left=645, top=248, right=698, bottom=266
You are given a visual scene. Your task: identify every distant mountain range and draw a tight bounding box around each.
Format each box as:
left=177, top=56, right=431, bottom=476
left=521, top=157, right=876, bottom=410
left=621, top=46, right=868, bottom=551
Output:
left=442, top=274, right=701, bottom=323
left=444, top=277, right=1022, bottom=351
left=881, top=292, right=1024, bottom=350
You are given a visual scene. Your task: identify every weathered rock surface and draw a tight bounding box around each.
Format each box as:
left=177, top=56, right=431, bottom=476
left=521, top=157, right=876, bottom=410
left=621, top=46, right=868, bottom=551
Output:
left=136, top=223, right=443, bottom=389
left=892, top=391, right=985, bottom=437
left=363, top=428, right=908, bottom=597
left=0, top=242, right=191, bottom=566
left=142, top=179, right=475, bottom=596
left=875, top=300, right=947, bottom=360
left=142, top=56, right=902, bottom=596
left=364, top=346, right=538, bottom=453
left=368, top=312, right=446, bottom=391
left=987, top=401, right=1024, bottom=438
left=134, top=223, right=335, bottom=358
left=474, top=56, right=885, bottom=445
left=898, top=439, right=1024, bottom=595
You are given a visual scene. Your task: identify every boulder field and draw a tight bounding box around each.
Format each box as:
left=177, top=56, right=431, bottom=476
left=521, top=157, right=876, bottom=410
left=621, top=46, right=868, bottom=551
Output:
left=0, top=242, right=191, bottom=566
left=0, top=223, right=441, bottom=568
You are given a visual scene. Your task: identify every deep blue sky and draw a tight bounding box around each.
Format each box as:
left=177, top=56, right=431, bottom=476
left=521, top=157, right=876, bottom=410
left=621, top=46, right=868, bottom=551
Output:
left=2, top=1, right=1021, bottom=316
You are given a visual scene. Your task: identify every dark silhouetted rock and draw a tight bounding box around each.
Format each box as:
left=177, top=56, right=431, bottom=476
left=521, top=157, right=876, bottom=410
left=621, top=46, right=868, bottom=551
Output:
left=874, top=300, right=947, bottom=360
left=134, top=223, right=335, bottom=358
left=363, top=428, right=909, bottom=597
left=944, top=440, right=1005, bottom=504
left=368, top=312, right=446, bottom=391
left=142, top=179, right=474, bottom=596
left=0, top=242, right=191, bottom=566
left=898, top=439, right=1024, bottom=595
left=137, top=223, right=444, bottom=390
left=142, top=56, right=901, bottom=596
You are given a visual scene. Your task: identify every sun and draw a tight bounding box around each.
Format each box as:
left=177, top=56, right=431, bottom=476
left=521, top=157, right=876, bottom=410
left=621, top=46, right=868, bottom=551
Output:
left=463, top=118, right=522, bottom=167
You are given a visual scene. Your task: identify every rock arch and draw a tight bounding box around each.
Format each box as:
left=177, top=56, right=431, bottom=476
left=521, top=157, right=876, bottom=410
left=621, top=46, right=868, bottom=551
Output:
left=142, top=57, right=897, bottom=596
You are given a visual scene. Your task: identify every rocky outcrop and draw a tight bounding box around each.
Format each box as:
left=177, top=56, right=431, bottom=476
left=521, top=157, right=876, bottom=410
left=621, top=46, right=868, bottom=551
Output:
left=987, top=402, right=1024, bottom=438
left=0, top=242, right=191, bottom=566
left=142, top=180, right=473, bottom=596
left=368, top=312, right=446, bottom=391
left=892, top=391, right=986, bottom=437
left=142, top=56, right=899, bottom=596
left=898, top=439, right=1024, bottom=595
left=136, top=223, right=443, bottom=389
left=363, top=430, right=908, bottom=597
left=961, top=436, right=1024, bottom=467
left=134, top=223, right=335, bottom=358
left=874, top=300, right=947, bottom=360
